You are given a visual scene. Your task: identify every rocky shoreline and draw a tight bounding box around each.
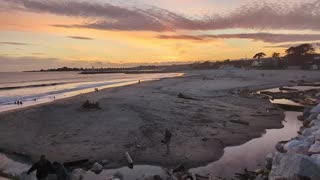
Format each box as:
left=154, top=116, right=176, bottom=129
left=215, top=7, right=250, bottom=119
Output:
left=263, top=102, right=320, bottom=180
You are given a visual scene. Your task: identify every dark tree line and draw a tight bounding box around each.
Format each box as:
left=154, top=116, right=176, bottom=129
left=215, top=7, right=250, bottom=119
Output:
left=285, top=43, right=317, bottom=67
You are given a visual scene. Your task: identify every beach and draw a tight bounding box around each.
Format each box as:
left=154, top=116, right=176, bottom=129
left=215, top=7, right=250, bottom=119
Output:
left=0, top=69, right=320, bottom=169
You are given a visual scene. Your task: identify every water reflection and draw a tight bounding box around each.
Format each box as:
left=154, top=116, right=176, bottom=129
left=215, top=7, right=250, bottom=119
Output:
left=0, top=153, right=30, bottom=178
left=190, top=111, right=302, bottom=178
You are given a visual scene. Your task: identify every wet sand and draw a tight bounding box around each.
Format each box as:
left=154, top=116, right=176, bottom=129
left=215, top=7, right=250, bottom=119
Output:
left=0, top=69, right=320, bottom=169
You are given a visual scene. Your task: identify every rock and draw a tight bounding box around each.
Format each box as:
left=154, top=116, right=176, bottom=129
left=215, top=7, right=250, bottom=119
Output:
left=302, top=127, right=318, bottom=136
left=82, top=171, right=98, bottom=180
left=309, top=113, right=319, bottom=121
left=269, top=153, right=320, bottom=180
left=153, top=175, right=164, bottom=180
left=101, top=159, right=110, bottom=165
left=90, top=162, right=103, bottom=174
left=311, top=103, right=320, bottom=114
left=254, top=174, right=264, bottom=180
left=265, top=153, right=275, bottom=170
left=303, top=107, right=312, bottom=118
left=304, top=118, right=314, bottom=127
left=275, top=142, right=287, bottom=153
left=294, top=135, right=315, bottom=145
left=309, top=120, right=320, bottom=127
left=298, top=126, right=307, bottom=134
left=283, top=140, right=312, bottom=154
left=70, top=168, right=86, bottom=180
left=309, top=141, right=320, bottom=155
left=311, top=154, right=320, bottom=166
left=318, top=114, right=320, bottom=121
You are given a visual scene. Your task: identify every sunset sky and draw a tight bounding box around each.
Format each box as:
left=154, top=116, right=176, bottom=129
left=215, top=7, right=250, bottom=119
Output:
left=0, top=0, right=320, bottom=71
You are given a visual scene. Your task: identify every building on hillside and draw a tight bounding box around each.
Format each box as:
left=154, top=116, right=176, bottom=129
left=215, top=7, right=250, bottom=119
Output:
left=251, top=58, right=286, bottom=69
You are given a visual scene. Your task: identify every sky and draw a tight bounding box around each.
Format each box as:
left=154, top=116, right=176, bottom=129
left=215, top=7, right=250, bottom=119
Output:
left=0, top=0, right=320, bottom=71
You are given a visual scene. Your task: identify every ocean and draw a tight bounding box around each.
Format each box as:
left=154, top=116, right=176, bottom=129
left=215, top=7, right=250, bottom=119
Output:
left=0, top=72, right=182, bottom=113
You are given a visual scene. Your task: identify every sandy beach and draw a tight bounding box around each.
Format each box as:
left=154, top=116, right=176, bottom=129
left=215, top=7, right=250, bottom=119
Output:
left=0, top=69, right=320, bottom=169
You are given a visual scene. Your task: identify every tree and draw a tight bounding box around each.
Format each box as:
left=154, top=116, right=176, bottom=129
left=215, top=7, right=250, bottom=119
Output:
left=285, top=43, right=315, bottom=66
left=272, top=52, right=280, bottom=59
left=253, top=52, right=266, bottom=61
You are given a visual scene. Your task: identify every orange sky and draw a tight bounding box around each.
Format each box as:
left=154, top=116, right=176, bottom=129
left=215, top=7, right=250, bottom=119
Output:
left=0, top=0, right=319, bottom=71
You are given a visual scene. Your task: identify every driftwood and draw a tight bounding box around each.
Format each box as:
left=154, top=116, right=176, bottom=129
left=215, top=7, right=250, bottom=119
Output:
left=297, top=83, right=320, bottom=87
left=63, top=159, right=89, bottom=168
left=125, top=152, right=134, bottom=169
left=178, top=93, right=199, bottom=100
left=273, top=104, right=305, bottom=112
left=230, top=120, right=249, bottom=126
left=82, top=100, right=101, bottom=110
left=195, top=174, right=209, bottom=180
left=259, top=91, right=303, bottom=99
left=279, top=87, right=299, bottom=91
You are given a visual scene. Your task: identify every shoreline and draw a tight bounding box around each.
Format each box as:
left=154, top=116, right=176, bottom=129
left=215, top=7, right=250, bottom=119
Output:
left=0, top=72, right=184, bottom=114
left=0, top=69, right=320, bottom=171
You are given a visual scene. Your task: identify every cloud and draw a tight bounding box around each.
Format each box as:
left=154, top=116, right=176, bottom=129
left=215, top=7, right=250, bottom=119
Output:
left=67, top=36, right=93, bottom=40
left=264, top=42, right=320, bottom=48
left=2, top=0, right=320, bottom=32
left=0, top=42, right=29, bottom=46
left=157, top=35, right=204, bottom=41
left=157, top=33, right=320, bottom=43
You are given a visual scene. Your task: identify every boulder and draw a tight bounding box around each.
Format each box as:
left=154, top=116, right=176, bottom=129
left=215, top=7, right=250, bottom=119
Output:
left=304, top=118, right=313, bottom=127
left=305, top=113, right=318, bottom=125
left=294, top=135, right=315, bottom=145
left=318, top=114, right=320, bottom=121
left=265, top=152, right=275, bottom=170
left=303, top=107, right=312, bottom=118
left=101, top=160, right=110, bottom=166
left=298, top=127, right=307, bottom=134
left=309, top=120, right=320, bottom=127
left=70, top=168, right=86, bottom=180
left=302, top=127, right=318, bottom=136
left=283, top=140, right=312, bottom=154
left=311, top=154, right=320, bottom=166
left=82, top=171, right=99, bottom=180
left=275, top=142, right=287, bottom=153
left=269, top=153, right=320, bottom=180
left=309, top=141, right=320, bottom=155
left=311, top=103, right=320, bottom=114
left=90, top=162, right=103, bottom=174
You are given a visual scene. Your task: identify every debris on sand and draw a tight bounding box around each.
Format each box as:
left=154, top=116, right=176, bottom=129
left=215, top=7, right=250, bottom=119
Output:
left=279, top=87, right=298, bottom=91
left=230, top=120, right=249, bottom=126
left=297, top=83, right=320, bottom=87
left=63, top=159, right=89, bottom=168
left=90, top=162, right=103, bottom=174
left=81, top=100, right=101, bottom=110
left=260, top=88, right=320, bottom=107
left=178, top=93, right=199, bottom=100
left=125, top=152, right=134, bottom=169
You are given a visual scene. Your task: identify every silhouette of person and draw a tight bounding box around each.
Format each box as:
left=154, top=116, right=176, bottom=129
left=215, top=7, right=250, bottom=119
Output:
left=27, top=155, right=52, bottom=180
left=161, top=129, right=172, bottom=155
left=52, top=162, right=69, bottom=180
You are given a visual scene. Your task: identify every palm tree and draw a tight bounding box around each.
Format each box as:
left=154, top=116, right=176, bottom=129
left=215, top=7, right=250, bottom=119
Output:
left=253, top=52, right=266, bottom=61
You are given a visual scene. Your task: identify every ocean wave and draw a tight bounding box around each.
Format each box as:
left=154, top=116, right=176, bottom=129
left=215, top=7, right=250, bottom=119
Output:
left=0, top=82, right=67, bottom=90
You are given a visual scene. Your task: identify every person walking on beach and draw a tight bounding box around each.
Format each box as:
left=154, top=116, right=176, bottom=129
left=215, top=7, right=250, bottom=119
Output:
left=27, top=155, right=52, bottom=180
left=161, top=129, right=172, bottom=155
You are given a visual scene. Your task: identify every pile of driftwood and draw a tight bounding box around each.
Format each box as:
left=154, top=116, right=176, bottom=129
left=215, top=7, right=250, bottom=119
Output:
left=81, top=100, right=101, bottom=110
left=260, top=87, right=320, bottom=107
left=235, top=168, right=269, bottom=180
